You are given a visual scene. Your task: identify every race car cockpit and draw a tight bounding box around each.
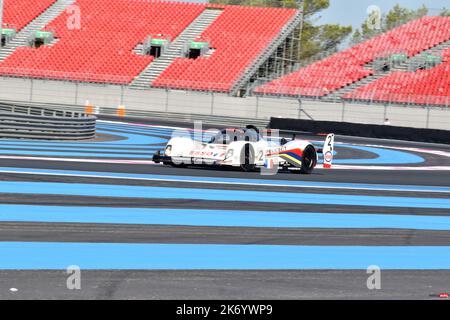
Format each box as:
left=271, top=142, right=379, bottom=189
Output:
left=208, top=127, right=261, bottom=145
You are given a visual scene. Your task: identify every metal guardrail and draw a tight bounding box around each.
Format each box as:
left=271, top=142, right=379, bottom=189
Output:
left=0, top=100, right=269, bottom=128
left=97, top=109, right=270, bottom=128
left=0, top=102, right=97, bottom=140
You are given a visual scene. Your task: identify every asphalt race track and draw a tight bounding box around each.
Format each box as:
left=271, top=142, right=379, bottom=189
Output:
left=0, top=119, right=449, bottom=299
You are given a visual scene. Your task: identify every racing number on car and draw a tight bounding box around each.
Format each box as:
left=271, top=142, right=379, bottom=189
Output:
left=257, top=150, right=264, bottom=162
left=327, top=135, right=333, bottom=151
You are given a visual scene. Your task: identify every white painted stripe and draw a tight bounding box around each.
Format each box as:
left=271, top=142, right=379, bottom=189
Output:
left=0, top=155, right=159, bottom=165
left=0, top=154, right=448, bottom=171
left=0, top=168, right=449, bottom=193
left=321, top=165, right=450, bottom=171
left=361, top=144, right=450, bottom=158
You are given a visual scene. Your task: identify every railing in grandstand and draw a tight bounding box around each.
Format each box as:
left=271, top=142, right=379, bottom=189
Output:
left=0, top=76, right=448, bottom=131
left=253, top=85, right=450, bottom=108
left=342, top=91, right=450, bottom=108
left=250, top=47, right=340, bottom=87
left=0, top=67, right=134, bottom=85
left=0, top=70, right=448, bottom=109
left=0, top=70, right=235, bottom=92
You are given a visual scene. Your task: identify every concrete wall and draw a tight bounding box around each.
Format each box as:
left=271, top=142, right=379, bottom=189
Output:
left=0, top=77, right=449, bottom=130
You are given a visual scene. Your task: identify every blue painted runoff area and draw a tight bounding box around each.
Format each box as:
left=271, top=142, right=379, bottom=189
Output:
left=331, top=144, right=424, bottom=165
left=1, top=205, right=450, bottom=231
left=0, top=120, right=425, bottom=164
left=0, top=181, right=449, bottom=209
left=1, top=242, right=450, bottom=269
left=0, top=167, right=448, bottom=193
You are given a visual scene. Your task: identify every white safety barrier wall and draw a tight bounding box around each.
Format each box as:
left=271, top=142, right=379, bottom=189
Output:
left=0, top=76, right=449, bottom=130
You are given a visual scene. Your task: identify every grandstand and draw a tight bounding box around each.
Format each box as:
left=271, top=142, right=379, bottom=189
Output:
left=0, top=0, right=448, bottom=113
left=342, top=47, right=450, bottom=106
left=0, top=0, right=303, bottom=93
left=152, top=5, right=300, bottom=93
left=0, top=0, right=70, bottom=61
left=1, top=0, right=57, bottom=31
left=254, top=16, right=450, bottom=106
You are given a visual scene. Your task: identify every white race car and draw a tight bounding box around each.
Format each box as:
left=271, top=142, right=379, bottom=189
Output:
left=153, top=125, right=334, bottom=174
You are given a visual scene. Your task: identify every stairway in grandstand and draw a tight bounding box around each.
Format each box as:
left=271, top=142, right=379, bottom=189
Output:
left=393, top=38, right=450, bottom=72
left=229, top=10, right=304, bottom=96
left=322, top=66, right=392, bottom=102
left=254, top=16, right=450, bottom=100
left=323, top=37, right=450, bottom=102
left=129, top=9, right=222, bottom=90
left=0, top=0, right=74, bottom=61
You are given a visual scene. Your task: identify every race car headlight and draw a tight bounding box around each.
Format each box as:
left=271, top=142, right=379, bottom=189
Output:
left=165, top=145, right=172, bottom=157
left=225, top=149, right=234, bottom=159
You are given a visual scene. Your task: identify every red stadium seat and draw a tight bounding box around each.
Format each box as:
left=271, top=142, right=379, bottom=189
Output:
left=152, top=6, right=298, bottom=92
left=0, top=0, right=206, bottom=84
left=0, top=1, right=297, bottom=91
left=344, top=47, right=450, bottom=106
left=1, top=0, right=57, bottom=31
left=255, top=16, right=450, bottom=98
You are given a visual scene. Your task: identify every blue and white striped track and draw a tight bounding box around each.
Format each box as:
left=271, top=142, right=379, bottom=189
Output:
left=0, top=120, right=449, bottom=271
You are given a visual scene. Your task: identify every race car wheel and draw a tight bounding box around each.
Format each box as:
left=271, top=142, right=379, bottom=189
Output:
left=170, top=161, right=186, bottom=168
left=171, top=163, right=186, bottom=168
left=240, top=144, right=256, bottom=172
left=300, top=145, right=317, bottom=174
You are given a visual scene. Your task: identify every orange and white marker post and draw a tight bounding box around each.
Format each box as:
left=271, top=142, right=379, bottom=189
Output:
left=117, top=105, right=126, bottom=117
left=84, top=101, right=94, bottom=114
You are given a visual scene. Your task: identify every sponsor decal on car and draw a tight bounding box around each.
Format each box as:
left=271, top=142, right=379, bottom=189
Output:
left=265, top=146, right=288, bottom=157
left=189, top=150, right=225, bottom=158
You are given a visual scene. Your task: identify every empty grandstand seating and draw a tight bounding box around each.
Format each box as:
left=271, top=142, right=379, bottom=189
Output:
left=255, top=16, right=450, bottom=98
left=152, top=6, right=298, bottom=92
left=343, top=47, right=450, bottom=106
left=0, top=1, right=297, bottom=89
left=1, top=0, right=57, bottom=31
left=2, top=0, right=447, bottom=104
left=0, top=0, right=206, bottom=84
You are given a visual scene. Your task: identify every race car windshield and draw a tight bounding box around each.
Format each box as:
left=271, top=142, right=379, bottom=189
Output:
left=208, top=129, right=261, bottom=144
left=244, top=129, right=260, bottom=142
left=208, top=132, right=234, bottom=144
